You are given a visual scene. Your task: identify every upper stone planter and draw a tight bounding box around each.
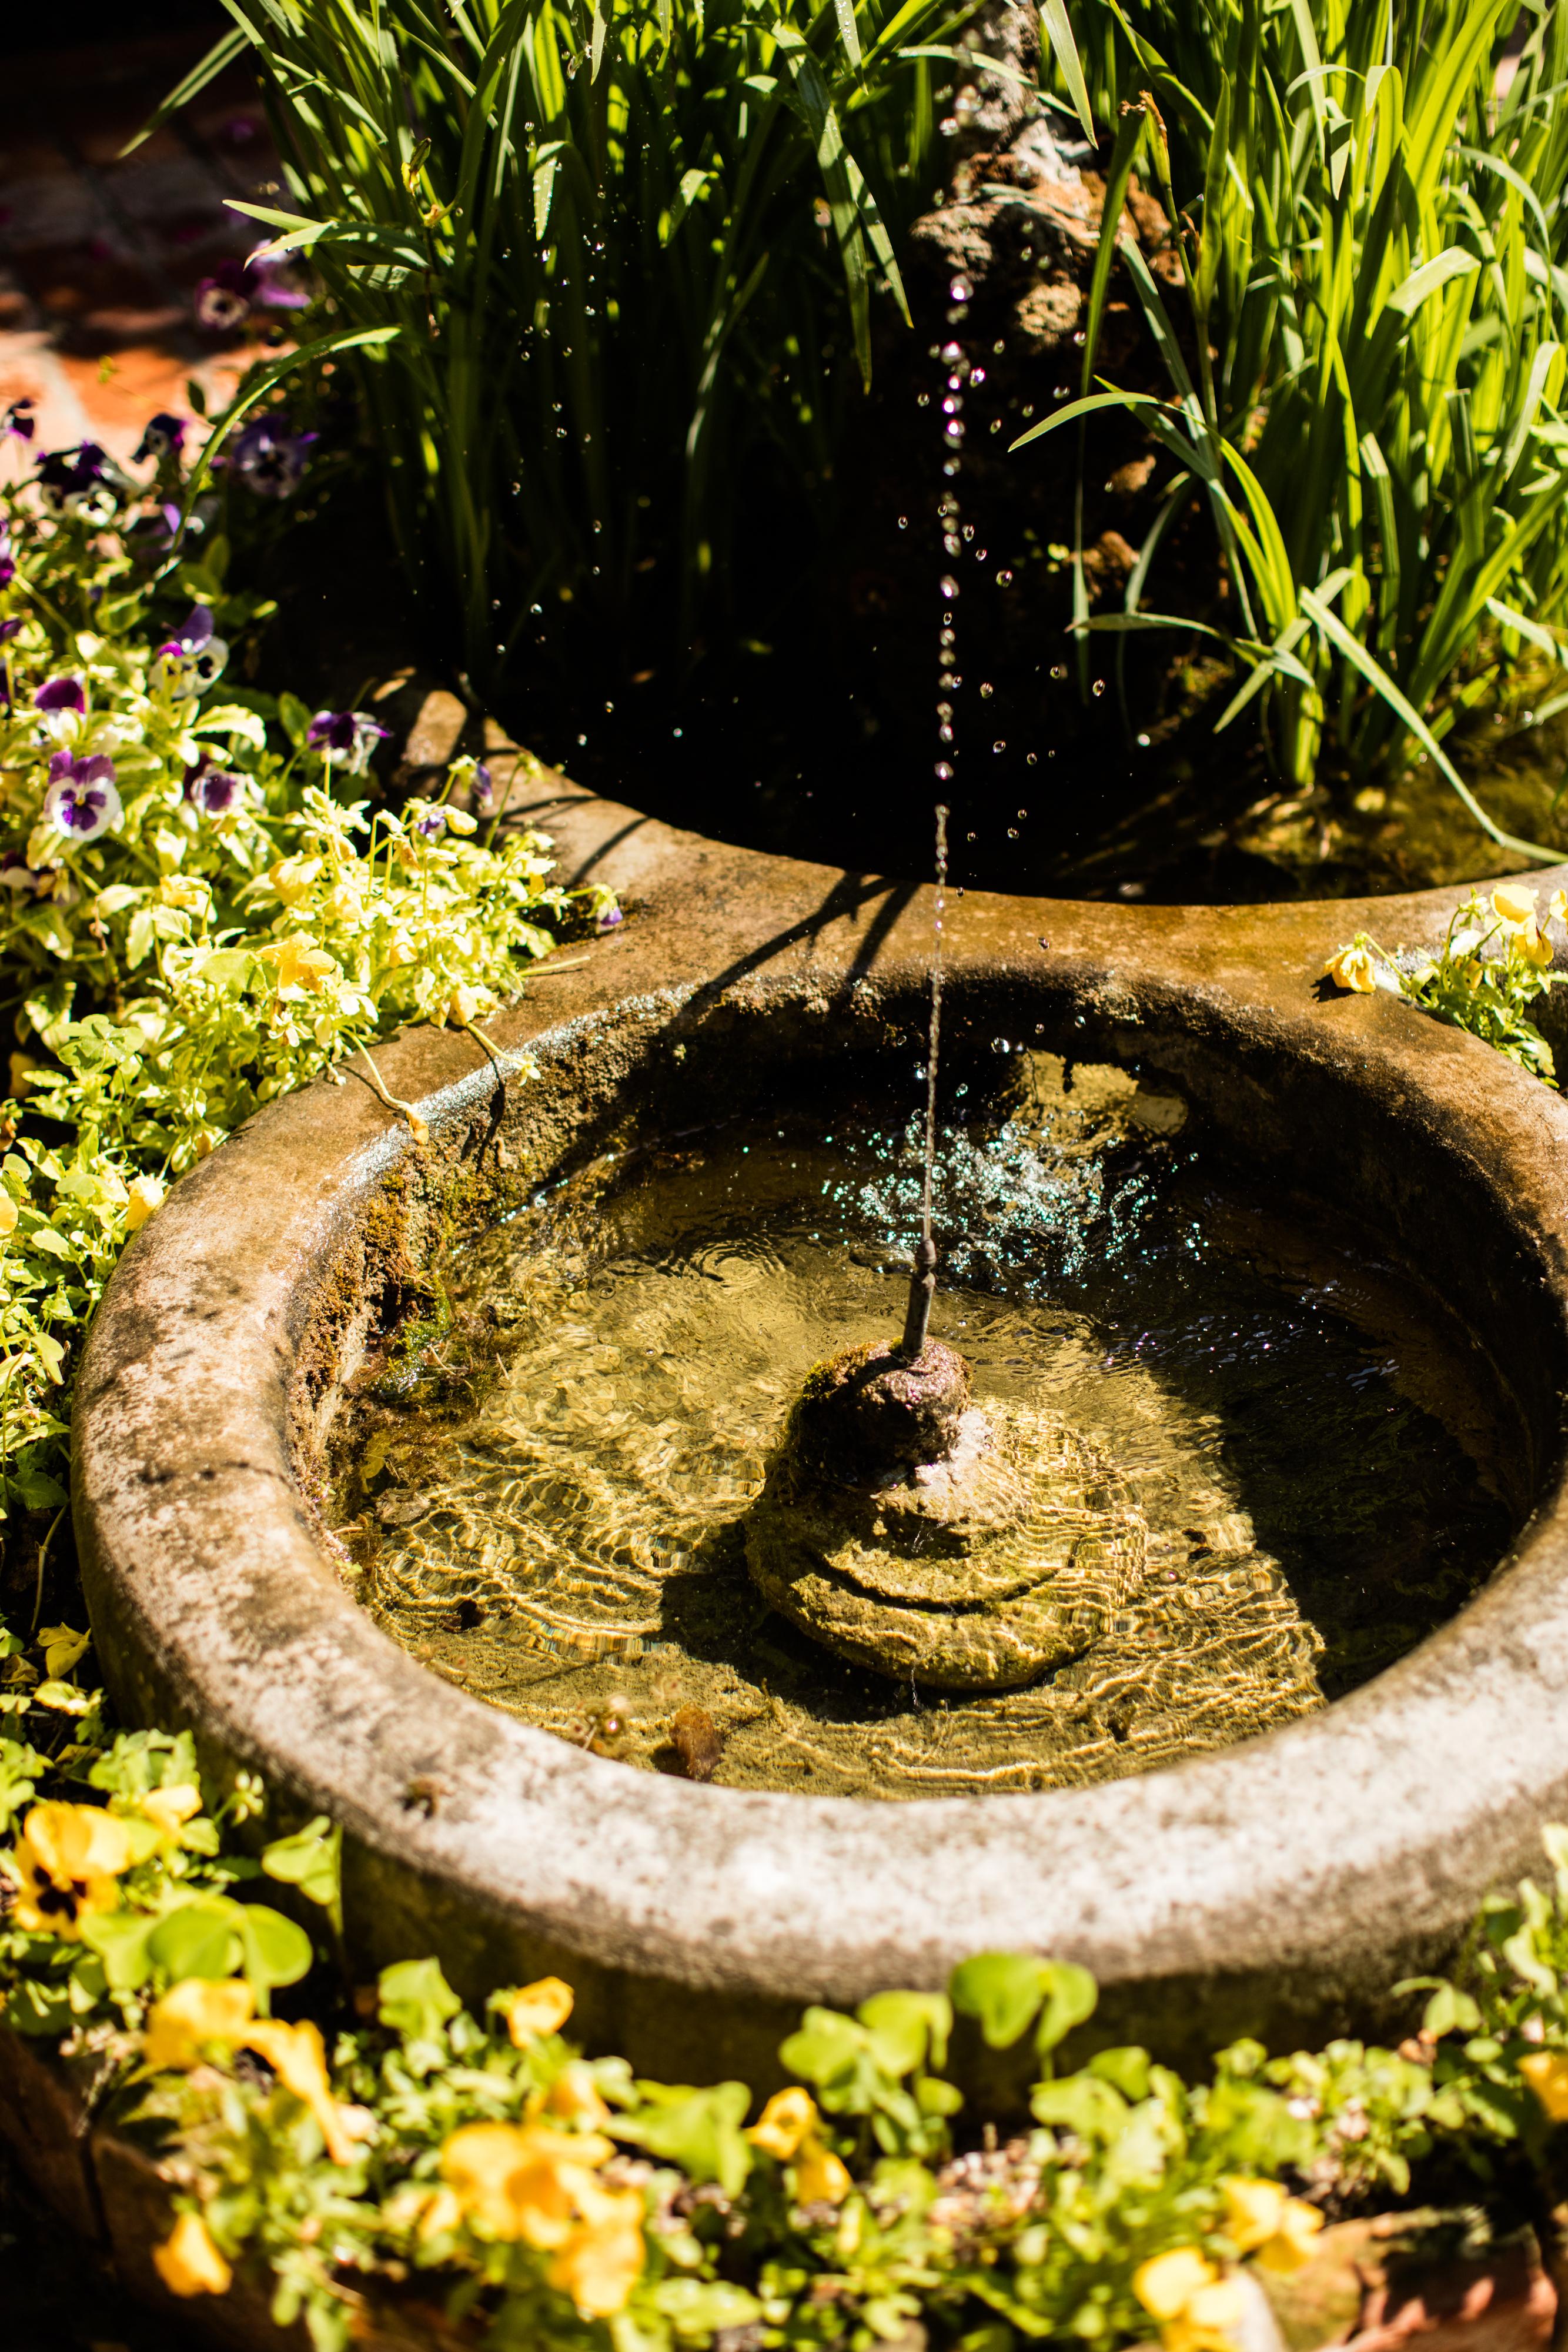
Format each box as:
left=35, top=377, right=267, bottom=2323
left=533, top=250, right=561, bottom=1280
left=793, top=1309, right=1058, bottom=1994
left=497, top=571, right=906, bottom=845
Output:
left=71, top=776, right=1568, bottom=2089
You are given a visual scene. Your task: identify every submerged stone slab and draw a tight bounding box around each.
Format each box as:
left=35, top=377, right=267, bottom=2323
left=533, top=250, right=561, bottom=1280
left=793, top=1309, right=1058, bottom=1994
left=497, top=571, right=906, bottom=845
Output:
left=68, top=768, right=1568, bottom=2090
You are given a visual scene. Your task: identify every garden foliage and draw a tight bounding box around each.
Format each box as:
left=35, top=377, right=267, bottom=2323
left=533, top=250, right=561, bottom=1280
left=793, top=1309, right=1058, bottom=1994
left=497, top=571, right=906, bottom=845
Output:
left=1024, top=0, right=1568, bottom=839
left=0, top=416, right=607, bottom=1525
left=6, top=1621, right=1568, bottom=2351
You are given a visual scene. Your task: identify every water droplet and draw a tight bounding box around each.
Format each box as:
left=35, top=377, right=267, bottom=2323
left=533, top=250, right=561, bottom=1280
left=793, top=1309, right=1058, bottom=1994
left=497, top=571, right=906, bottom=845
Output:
left=950, top=276, right=972, bottom=303
left=994, top=741, right=1007, bottom=754
left=1051, top=664, right=1067, bottom=680
left=897, top=514, right=909, bottom=529
left=979, top=682, right=994, bottom=699
left=996, top=567, right=1013, bottom=584
left=1007, top=826, right=1018, bottom=837
left=935, top=761, right=954, bottom=780
left=940, top=575, right=959, bottom=599
left=1136, top=731, right=1151, bottom=747
left=1092, top=678, right=1107, bottom=697
left=941, top=340, right=963, bottom=362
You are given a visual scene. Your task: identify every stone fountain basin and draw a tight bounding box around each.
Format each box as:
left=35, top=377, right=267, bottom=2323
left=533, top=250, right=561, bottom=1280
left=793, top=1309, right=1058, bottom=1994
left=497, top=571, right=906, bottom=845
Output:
left=72, top=783, right=1568, bottom=2089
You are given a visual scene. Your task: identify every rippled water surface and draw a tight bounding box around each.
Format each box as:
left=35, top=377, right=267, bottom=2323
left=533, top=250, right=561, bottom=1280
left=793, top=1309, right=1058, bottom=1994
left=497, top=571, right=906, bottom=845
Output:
left=330, top=1057, right=1515, bottom=1799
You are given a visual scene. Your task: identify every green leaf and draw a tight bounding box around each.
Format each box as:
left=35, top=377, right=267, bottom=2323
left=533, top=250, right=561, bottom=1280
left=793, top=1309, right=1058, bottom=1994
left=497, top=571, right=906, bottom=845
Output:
left=378, top=1955, right=462, bottom=2043
left=1088, top=2045, right=1152, bottom=2100
left=236, top=1902, right=313, bottom=1991
left=262, top=1814, right=342, bottom=1929
left=1029, top=2073, right=1129, bottom=2137
left=1422, top=1983, right=1483, bottom=2037
left=148, top=1899, right=242, bottom=1985
left=278, top=691, right=314, bottom=749
left=653, top=2280, right=764, bottom=2341
left=618, top=2081, right=754, bottom=2196
left=1039, top=0, right=1095, bottom=141
left=79, top=1905, right=158, bottom=1993
left=950, top=1952, right=1049, bottom=2049
left=857, top=1989, right=952, bottom=2076
left=1036, top=1961, right=1098, bottom=2054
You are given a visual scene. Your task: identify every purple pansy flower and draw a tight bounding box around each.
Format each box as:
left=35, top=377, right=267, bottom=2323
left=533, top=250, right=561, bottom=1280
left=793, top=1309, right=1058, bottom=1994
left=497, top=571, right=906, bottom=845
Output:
left=183, top=752, right=245, bottom=817
left=226, top=413, right=317, bottom=499
left=3, top=400, right=35, bottom=443
left=35, top=675, right=85, bottom=714
left=0, top=619, right=19, bottom=643
left=0, top=521, right=14, bottom=591
left=599, top=905, right=624, bottom=930
left=195, top=254, right=309, bottom=332
left=154, top=604, right=228, bottom=694
left=472, top=761, right=494, bottom=811
left=413, top=807, right=447, bottom=837
left=44, top=751, right=121, bottom=843
left=307, top=709, right=390, bottom=775
left=36, top=442, right=118, bottom=522
left=133, top=411, right=187, bottom=463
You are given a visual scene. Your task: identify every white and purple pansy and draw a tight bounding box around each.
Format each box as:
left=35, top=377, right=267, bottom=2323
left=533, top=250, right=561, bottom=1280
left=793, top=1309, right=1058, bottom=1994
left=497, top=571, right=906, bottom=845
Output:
left=35, top=442, right=119, bottom=522
left=183, top=753, right=246, bottom=817
left=155, top=604, right=228, bottom=693
left=133, top=412, right=188, bottom=464
left=34, top=675, right=86, bottom=714
left=306, top=709, right=390, bottom=774
left=0, top=520, right=14, bottom=590
left=43, top=751, right=121, bottom=843
left=226, top=414, right=317, bottom=498
left=195, top=254, right=309, bottom=332
left=2, top=400, right=35, bottom=443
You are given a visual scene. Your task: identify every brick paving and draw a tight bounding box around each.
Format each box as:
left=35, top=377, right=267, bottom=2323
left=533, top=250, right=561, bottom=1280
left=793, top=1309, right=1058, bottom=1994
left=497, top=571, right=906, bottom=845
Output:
left=0, top=29, right=279, bottom=465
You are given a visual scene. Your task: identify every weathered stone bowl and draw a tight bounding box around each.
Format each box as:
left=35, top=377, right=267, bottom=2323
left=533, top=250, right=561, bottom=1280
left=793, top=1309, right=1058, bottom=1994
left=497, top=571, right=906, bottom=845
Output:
left=72, top=781, right=1568, bottom=2090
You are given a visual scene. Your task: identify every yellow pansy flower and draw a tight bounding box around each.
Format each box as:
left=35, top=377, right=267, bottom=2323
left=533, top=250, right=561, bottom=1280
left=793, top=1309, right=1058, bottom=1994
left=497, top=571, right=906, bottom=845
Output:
left=38, top=1624, right=90, bottom=1679
left=153, top=2211, right=232, bottom=2298
left=1135, top=2248, right=1243, bottom=2352
left=243, top=2017, right=372, bottom=2167
left=546, top=2062, right=613, bottom=2130
left=1323, top=942, right=1378, bottom=994
left=548, top=2178, right=647, bottom=2317
left=143, top=1976, right=256, bottom=2070
left=0, top=1194, right=17, bottom=1240
left=8, top=1801, right=135, bottom=1936
left=439, top=2120, right=616, bottom=2245
left=417, top=2184, right=466, bottom=2243
left=1551, top=889, right=1568, bottom=930
left=125, top=1174, right=165, bottom=1231
left=747, top=2086, right=818, bottom=2160
left=1493, top=883, right=1538, bottom=928
left=1521, top=2048, right=1568, bottom=2120
left=260, top=935, right=338, bottom=995
left=505, top=1975, right=575, bottom=2045
left=1221, top=2177, right=1324, bottom=2272
left=1518, top=922, right=1554, bottom=969
left=135, top=1782, right=205, bottom=1843
left=745, top=2087, right=851, bottom=2204
left=267, top=854, right=323, bottom=906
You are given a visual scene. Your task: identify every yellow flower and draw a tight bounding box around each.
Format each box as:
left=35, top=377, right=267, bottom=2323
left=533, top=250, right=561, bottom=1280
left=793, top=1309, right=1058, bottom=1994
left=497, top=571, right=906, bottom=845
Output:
left=439, top=2120, right=616, bottom=2246
left=268, top=854, right=323, bottom=906
left=152, top=2211, right=232, bottom=2298
left=143, top=1976, right=256, bottom=2071
left=547, top=2179, right=647, bottom=2317
left=1517, top=922, right=1554, bottom=969
left=745, top=2087, right=850, bottom=2203
left=159, top=874, right=210, bottom=914
left=0, top=1194, right=17, bottom=1240
left=8, top=1801, right=135, bottom=1936
left=38, top=1624, right=89, bottom=1679
left=1461, top=956, right=1484, bottom=987
left=792, top=2137, right=853, bottom=2206
left=546, top=2062, right=613, bottom=2130
left=125, top=1174, right=165, bottom=1231
left=747, top=2086, right=818, bottom=2160
left=1135, top=2248, right=1243, bottom=2352
left=1521, top=2049, right=1568, bottom=2120
left=1493, top=882, right=1538, bottom=928
left=1552, top=889, right=1568, bottom=930
left=416, top=2184, right=466, bottom=2242
left=243, top=2018, right=371, bottom=2167
left=1221, top=2178, right=1324, bottom=2273
left=322, top=881, right=365, bottom=924
left=506, top=1975, right=575, bottom=2045
left=1323, top=942, right=1378, bottom=993
left=260, top=936, right=338, bottom=995
left=447, top=983, right=494, bottom=1027
left=135, top=1782, right=205, bottom=1842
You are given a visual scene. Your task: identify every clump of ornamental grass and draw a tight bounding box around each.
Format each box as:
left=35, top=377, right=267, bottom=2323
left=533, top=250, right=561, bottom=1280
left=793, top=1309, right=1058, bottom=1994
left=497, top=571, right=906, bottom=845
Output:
left=1323, top=880, right=1568, bottom=1080
left=0, top=406, right=609, bottom=1528
left=1022, top=0, right=1568, bottom=854
left=141, top=0, right=1092, bottom=693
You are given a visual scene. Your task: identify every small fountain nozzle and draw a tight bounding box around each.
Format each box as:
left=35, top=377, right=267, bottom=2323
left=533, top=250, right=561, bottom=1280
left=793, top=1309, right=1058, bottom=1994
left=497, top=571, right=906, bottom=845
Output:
left=899, top=1237, right=939, bottom=1362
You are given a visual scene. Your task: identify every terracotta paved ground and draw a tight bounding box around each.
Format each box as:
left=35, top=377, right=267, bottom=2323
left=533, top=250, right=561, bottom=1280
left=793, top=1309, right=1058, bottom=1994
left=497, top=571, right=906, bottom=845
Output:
left=0, top=29, right=278, bottom=465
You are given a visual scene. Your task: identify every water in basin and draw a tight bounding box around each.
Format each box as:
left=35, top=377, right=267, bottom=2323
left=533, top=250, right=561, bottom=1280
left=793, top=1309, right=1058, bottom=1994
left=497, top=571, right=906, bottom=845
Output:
left=329, top=1054, right=1514, bottom=1800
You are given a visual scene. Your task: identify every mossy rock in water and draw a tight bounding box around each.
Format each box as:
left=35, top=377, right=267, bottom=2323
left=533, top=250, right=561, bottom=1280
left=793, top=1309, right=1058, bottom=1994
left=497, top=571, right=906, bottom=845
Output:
left=744, top=1402, right=1149, bottom=1690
